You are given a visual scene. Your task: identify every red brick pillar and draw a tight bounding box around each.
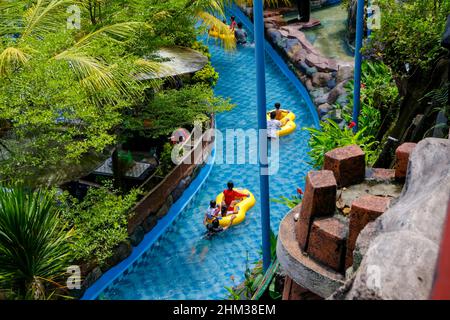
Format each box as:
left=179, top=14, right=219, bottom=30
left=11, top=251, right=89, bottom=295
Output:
left=307, top=217, right=348, bottom=273
left=345, top=195, right=391, bottom=269
left=394, top=142, right=417, bottom=181
left=323, top=144, right=366, bottom=187
left=296, top=170, right=337, bottom=251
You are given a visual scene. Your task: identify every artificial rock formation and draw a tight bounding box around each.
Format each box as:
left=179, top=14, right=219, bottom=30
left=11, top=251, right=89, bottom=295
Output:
left=333, top=138, right=450, bottom=300
left=278, top=144, right=399, bottom=299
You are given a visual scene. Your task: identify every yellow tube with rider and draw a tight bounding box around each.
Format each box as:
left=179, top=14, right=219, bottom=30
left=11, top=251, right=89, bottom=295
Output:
left=206, top=189, right=255, bottom=227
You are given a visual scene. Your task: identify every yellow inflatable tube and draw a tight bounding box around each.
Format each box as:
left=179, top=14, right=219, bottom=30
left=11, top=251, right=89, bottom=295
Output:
left=266, top=110, right=297, bottom=137
left=219, top=33, right=235, bottom=41
left=207, top=189, right=255, bottom=227
left=209, top=31, right=219, bottom=38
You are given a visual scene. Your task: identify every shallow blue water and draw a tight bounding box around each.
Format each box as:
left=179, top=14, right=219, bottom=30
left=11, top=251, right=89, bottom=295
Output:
left=99, top=28, right=314, bottom=300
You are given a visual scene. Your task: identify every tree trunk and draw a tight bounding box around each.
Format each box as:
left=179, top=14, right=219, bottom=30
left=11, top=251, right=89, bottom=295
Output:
left=297, top=0, right=311, bottom=22
left=112, top=147, right=123, bottom=193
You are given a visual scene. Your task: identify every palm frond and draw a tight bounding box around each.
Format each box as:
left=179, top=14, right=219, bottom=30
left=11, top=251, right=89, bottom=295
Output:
left=21, top=0, right=72, bottom=40
left=0, top=46, right=30, bottom=75
left=74, top=22, right=153, bottom=47
left=196, top=11, right=236, bottom=50
left=54, top=49, right=116, bottom=91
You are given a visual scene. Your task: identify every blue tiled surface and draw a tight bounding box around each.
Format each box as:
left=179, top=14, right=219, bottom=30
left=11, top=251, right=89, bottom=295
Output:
left=98, top=17, right=315, bottom=300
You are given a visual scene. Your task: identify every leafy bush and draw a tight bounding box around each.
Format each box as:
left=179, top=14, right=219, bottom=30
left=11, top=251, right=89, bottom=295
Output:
left=191, top=41, right=211, bottom=59
left=156, top=142, right=175, bottom=176
left=366, top=0, right=450, bottom=76
left=305, top=119, right=379, bottom=168
left=191, top=62, right=219, bottom=87
left=0, top=185, right=73, bottom=299
left=342, top=61, right=399, bottom=139
left=421, top=83, right=450, bottom=138
left=123, top=84, right=234, bottom=138
left=61, top=186, right=142, bottom=267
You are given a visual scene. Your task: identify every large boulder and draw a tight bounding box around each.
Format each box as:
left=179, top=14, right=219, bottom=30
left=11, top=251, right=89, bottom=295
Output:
left=312, top=72, right=333, bottom=87
left=327, top=81, right=347, bottom=105
left=332, top=138, right=450, bottom=300
left=336, top=65, right=354, bottom=83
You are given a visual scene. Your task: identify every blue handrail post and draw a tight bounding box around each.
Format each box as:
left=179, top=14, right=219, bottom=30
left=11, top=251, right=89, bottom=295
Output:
left=367, top=0, right=372, bottom=38
left=253, top=0, right=271, bottom=272
left=352, top=0, right=365, bottom=132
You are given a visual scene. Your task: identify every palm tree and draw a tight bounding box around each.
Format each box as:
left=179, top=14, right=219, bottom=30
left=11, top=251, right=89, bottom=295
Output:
left=0, top=0, right=160, bottom=101
left=0, top=185, right=73, bottom=299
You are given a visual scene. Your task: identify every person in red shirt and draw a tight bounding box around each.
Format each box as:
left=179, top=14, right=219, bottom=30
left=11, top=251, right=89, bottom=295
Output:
left=229, top=16, right=237, bottom=30
left=221, top=181, right=249, bottom=214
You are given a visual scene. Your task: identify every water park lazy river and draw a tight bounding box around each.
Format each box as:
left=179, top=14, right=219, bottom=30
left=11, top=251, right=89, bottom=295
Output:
left=1, top=0, right=450, bottom=303
left=89, top=8, right=318, bottom=300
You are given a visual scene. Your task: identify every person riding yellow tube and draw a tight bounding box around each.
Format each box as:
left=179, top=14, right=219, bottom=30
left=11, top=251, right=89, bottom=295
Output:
left=266, top=103, right=297, bottom=137
left=206, top=188, right=255, bottom=227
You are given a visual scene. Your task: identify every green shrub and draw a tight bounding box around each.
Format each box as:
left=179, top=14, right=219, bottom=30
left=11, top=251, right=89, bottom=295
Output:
left=61, top=186, right=142, bottom=267
left=342, top=61, right=399, bottom=139
left=366, top=0, right=450, bottom=76
left=191, top=41, right=211, bottom=59
left=123, top=84, right=234, bottom=139
left=156, top=142, right=175, bottom=176
left=191, top=62, right=219, bottom=87
left=305, top=119, right=379, bottom=168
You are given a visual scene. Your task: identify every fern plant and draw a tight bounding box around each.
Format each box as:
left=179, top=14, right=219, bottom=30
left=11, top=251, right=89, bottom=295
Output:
left=304, top=119, right=379, bottom=168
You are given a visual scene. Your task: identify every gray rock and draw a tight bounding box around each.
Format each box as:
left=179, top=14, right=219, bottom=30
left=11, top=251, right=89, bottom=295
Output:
left=336, top=94, right=349, bottom=106
left=297, top=60, right=318, bottom=76
left=172, top=176, right=190, bottom=202
left=312, top=72, right=333, bottom=87
left=314, top=93, right=330, bottom=105
left=285, top=38, right=300, bottom=51
left=104, top=241, right=132, bottom=271
left=327, top=81, right=347, bottom=105
left=129, top=225, right=145, bottom=246
left=142, top=214, right=158, bottom=232
left=305, top=79, right=314, bottom=92
left=310, top=87, right=329, bottom=99
left=334, top=138, right=450, bottom=300
left=306, top=66, right=318, bottom=77
left=336, top=65, right=354, bottom=83
left=318, top=103, right=332, bottom=116
left=80, top=267, right=102, bottom=293
left=156, top=203, right=169, bottom=219
left=267, top=28, right=281, bottom=43
left=327, top=79, right=337, bottom=89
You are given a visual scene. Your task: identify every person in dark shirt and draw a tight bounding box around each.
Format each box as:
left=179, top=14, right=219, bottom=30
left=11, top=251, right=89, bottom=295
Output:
left=234, top=22, right=247, bottom=45
left=205, top=215, right=236, bottom=238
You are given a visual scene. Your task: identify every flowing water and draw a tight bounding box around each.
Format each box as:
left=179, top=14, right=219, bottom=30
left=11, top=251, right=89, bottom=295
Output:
left=99, top=20, right=315, bottom=300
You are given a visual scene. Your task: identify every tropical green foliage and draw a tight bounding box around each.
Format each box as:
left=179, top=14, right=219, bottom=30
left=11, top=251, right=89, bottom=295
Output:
left=421, top=83, right=449, bottom=138
left=342, top=61, right=399, bottom=139
left=225, top=230, right=278, bottom=300
left=0, top=0, right=158, bottom=184
left=124, top=84, right=234, bottom=139
left=271, top=193, right=302, bottom=209
left=0, top=185, right=73, bottom=299
left=0, top=0, right=236, bottom=184
left=191, top=62, right=219, bottom=86
left=366, top=0, right=450, bottom=76
left=305, top=119, right=379, bottom=168
left=61, top=185, right=142, bottom=267
left=156, top=142, right=176, bottom=176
